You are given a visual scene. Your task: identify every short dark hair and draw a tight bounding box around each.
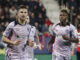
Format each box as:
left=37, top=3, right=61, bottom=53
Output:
left=17, top=5, right=27, bottom=11
left=61, top=9, right=69, bottom=15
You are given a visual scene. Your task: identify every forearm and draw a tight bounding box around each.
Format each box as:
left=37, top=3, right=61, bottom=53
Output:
left=48, top=36, right=55, bottom=44
left=36, top=36, right=40, bottom=45
left=2, top=36, right=15, bottom=45
left=72, top=43, right=75, bottom=52
left=67, top=38, right=79, bottom=43
left=62, top=35, right=79, bottom=43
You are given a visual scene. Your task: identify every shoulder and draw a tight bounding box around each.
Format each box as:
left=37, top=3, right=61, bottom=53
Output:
left=31, top=26, right=36, bottom=29
left=26, top=24, right=32, bottom=28
left=52, top=23, right=59, bottom=29
left=70, top=24, right=76, bottom=29
left=7, top=21, right=15, bottom=28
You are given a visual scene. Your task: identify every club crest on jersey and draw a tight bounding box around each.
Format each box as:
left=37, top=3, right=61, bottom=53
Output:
left=15, top=28, right=20, bottom=31
left=66, top=29, right=69, bottom=33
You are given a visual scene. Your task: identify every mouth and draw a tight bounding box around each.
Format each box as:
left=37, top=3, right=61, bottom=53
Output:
left=22, top=15, right=25, bottom=18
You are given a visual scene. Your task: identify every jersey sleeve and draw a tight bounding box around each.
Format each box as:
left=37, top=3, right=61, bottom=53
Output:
left=3, top=22, right=14, bottom=37
left=50, top=24, right=56, bottom=36
left=70, top=24, right=78, bottom=38
left=34, top=27, right=38, bottom=37
left=29, top=26, right=37, bottom=41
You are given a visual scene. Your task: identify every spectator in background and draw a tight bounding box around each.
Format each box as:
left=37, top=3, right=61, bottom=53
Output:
left=75, top=14, right=80, bottom=27
left=0, top=6, right=4, bottom=16
left=38, top=13, right=44, bottom=26
left=4, top=6, right=10, bottom=19
left=0, top=15, right=6, bottom=23
left=3, top=21, right=9, bottom=31
left=9, top=5, right=17, bottom=18
left=3, top=0, right=12, bottom=7
left=19, top=0, right=27, bottom=5
left=77, top=6, right=80, bottom=14
left=36, top=0, right=43, bottom=9
left=40, top=6, right=46, bottom=20
left=31, top=5, right=38, bottom=18
left=34, top=22, right=41, bottom=33
left=58, top=0, right=68, bottom=8
left=0, top=22, right=6, bottom=32
left=68, top=0, right=77, bottom=9
left=29, top=0, right=37, bottom=10
left=69, top=6, right=77, bottom=24
left=77, top=0, right=80, bottom=7
left=30, top=12, right=36, bottom=25
left=44, top=17, right=52, bottom=26
left=26, top=5, right=29, bottom=10
left=42, top=24, right=49, bottom=33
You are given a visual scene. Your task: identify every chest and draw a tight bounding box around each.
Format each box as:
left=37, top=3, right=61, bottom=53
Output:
left=54, top=25, right=71, bottom=35
left=13, top=25, right=30, bottom=38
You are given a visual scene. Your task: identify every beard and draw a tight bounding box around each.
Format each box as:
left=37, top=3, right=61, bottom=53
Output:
left=20, top=16, right=26, bottom=21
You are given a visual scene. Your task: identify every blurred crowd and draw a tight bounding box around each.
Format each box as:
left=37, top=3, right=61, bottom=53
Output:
left=58, top=0, right=80, bottom=27
left=0, top=0, right=52, bottom=36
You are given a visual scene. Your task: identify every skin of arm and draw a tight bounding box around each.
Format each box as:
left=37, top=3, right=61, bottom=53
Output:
left=35, top=35, right=42, bottom=50
left=2, top=36, right=21, bottom=45
left=62, top=35, right=79, bottom=43
left=48, top=36, right=55, bottom=44
left=47, top=35, right=55, bottom=49
left=71, top=43, right=76, bottom=56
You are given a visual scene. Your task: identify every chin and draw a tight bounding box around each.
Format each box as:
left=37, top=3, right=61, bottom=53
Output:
left=20, top=18, right=25, bottom=21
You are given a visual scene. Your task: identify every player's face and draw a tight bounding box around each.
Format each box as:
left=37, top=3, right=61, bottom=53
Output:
left=26, top=16, right=30, bottom=23
left=59, top=12, right=68, bottom=22
left=17, top=8, right=28, bottom=21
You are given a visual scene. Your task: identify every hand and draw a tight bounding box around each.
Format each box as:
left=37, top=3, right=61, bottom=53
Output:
left=71, top=51, right=74, bottom=56
left=13, top=40, right=21, bottom=45
left=38, top=43, right=42, bottom=50
left=62, top=35, right=69, bottom=40
left=28, top=41, right=34, bottom=47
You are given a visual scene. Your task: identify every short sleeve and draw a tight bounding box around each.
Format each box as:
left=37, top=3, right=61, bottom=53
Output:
left=70, top=24, right=78, bottom=38
left=50, top=24, right=56, bottom=36
left=34, top=28, right=38, bottom=37
left=29, top=26, right=37, bottom=41
left=3, top=22, right=14, bottom=37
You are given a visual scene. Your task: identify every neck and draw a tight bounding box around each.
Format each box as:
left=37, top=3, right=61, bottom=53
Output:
left=18, top=19, right=26, bottom=25
left=60, top=21, right=67, bottom=26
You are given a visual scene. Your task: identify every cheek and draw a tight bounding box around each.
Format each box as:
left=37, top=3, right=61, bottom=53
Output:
left=64, top=17, right=67, bottom=19
left=25, top=13, right=28, bottom=16
left=18, top=13, right=21, bottom=17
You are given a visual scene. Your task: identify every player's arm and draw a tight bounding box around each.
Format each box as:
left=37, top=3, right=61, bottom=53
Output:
left=2, top=36, right=15, bottom=45
left=47, top=24, right=56, bottom=49
left=71, top=43, right=76, bottom=56
left=2, top=22, right=21, bottom=45
left=35, top=34, right=42, bottom=50
left=62, top=35, right=79, bottom=43
left=48, top=35, right=55, bottom=44
left=35, top=35, right=40, bottom=45
left=62, top=24, right=79, bottom=43
left=47, top=35, right=55, bottom=49
left=2, top=36, right=21, bottom=45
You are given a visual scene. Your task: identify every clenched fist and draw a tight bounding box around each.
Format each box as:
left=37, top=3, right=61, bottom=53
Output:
left=13, top=40, right=21, bottom=45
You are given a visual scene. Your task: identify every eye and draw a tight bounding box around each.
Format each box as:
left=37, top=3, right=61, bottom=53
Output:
left=24, top=12, right=27, bottom=13
left=20, top=11, right=23, bottom=13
